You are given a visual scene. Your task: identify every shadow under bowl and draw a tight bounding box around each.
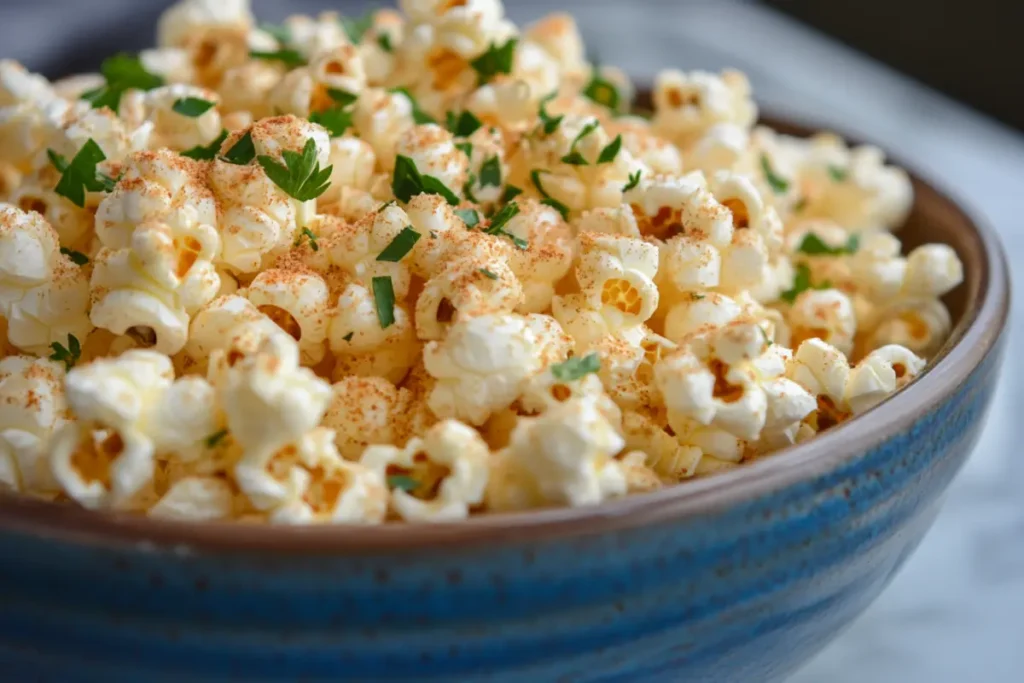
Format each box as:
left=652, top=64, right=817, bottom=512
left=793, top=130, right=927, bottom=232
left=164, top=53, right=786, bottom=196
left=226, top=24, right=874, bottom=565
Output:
left=0, top=116, right=1010, bottom=683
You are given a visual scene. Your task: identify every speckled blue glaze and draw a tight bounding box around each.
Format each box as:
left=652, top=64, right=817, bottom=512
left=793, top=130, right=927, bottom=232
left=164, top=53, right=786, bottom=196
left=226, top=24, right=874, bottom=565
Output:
left=0, top=330, right=1005, bottom=683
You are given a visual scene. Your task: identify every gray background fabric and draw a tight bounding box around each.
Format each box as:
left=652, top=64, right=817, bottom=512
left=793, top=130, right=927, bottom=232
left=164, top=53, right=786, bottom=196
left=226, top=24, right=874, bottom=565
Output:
left=3, top=2, right=1023, bottom=681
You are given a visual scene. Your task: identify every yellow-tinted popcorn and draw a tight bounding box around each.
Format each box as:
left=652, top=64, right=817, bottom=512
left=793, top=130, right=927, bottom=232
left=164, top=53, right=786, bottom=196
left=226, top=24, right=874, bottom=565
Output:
left=0, top=0, right=963, bottom=522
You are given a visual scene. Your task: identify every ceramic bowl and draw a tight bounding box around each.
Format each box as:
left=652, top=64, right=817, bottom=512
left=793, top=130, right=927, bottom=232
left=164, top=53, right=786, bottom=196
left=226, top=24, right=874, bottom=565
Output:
left=0, top=118, right=1010, bottom=683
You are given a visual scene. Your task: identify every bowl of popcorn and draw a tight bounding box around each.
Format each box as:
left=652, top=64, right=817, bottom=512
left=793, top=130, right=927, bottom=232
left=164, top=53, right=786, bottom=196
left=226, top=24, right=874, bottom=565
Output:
left=0, top=1, right=1009, bottom=681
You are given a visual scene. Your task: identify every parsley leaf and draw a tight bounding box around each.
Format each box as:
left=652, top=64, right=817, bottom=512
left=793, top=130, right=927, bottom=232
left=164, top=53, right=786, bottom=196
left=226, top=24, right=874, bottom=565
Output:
left=622, top=169, right=642, bottom=193
left=326, top=88, right=358, bottom=107
left=796, top=232, right=860, bottom=256
left=372, top=275, right=396, bottom=329
left=81, top=53, right=164, bottom=114
left=388, top=87, right=436, bottom=124
left=560, top=120, right=599, bottom=166
left=446, top=110, right=482, bottom=137
left=779, top=263, right=832, bottom=303
left=387, top=473, right=419, bottom=492
left=597, top=134, right=622, bottom=164
left=760, top=154, right=789, bottom=194
left=342, top=332, right=354, bottom=342
left=341, top=13, right=374, bottom=43
left=483, top=202, right=527, bottom=249
left=501, top=184, right=523, bottom=203
left=257, top=138, right=333, bottom=201
left=538, top=92, right=564, bottom=135
left=221, top=131, right=255, bottom=165
left=479, top=268, right=498, bottom=280
left=582, top=71, right=620, bottom=111
left=455, top=208, right=480, bottom=228
left=530, top=170, right=570, bottom=220
left=828, top=165, right=848, bottom=182
left=249, top=48, right=307, bottom=68
left=205, top=429, right=229, bottom=448
left=49, top=334, right=81, bottom=371
left=309, top=106, right=353, bottom=137
left=470, top=38, right=517, bottom=84
left=455, top=141, right=473, bottom=158
left=295, top=227, right=319, bottom=251
left=181, top=129, right=228, bottom=160
left=377, top=33, right=393, bottom=52
left=172, top=97, right=215, bottom=117
left=391, top=154, right=460, bottom=205
left=759, top=326, right=774, bottom=346
left=49, top=140, right=118, bottom=208
left=377, top=226, right=421, bottom=262
left=479, top=155, right=502, bottom=187
left=60, top=247, right=89, bottom=266
left=550, top=353, right=601, bottom=381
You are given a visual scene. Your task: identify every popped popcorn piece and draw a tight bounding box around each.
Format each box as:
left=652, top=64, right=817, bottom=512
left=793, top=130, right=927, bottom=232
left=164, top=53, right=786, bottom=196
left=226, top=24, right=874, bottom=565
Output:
left=0, top=356, right=67, bottom=495
left=844, top=344, right=926, bottom=415
left=323, top=375, right=413, bottom=460
left=651, top=69, right=757, bottom=150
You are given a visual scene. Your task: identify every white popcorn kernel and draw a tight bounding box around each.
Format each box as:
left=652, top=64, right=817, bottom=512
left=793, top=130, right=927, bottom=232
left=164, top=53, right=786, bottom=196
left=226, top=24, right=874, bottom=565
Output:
left=501, top=200, right=573, bottom=313
left=786, top=338, right=850, bottom=402
left=394, top=124, right=468, bottom=200
left=7, top=260, right=93, bottom=357
left=361, top=419, right=490, bottom=521
left=353, top=88, right=416, bottom=167
left=523, top=12, right=587, bottom=77
left=0, top=205, right=59, bottom=315
left=148, top=476, right=235, bottom=521
left=576, top=232, right=660, bottom=329
left=788, top=288, right=857, bottom=357
left=424, top=313, right=541, bottom=426
left=245, top=268, right=331, bottom=364
left=686, top=122, right=750, bottom=174
left=663, top=292, right=743, bottom=343
left=323, top=376, right=413, bottom=460
left=135, top=84, right=222, bottom=151
left=652, top=69, right=757, bottom=149
left=620, top=409, right=703, bottom=481
left=504, top=395, right=627, bottom=507
left=902, top=244, right=963, bottom=298
left=324, top=136, right=377, bottom=204
left=849, top=231, right=907, bottom=301
left=520, top=367, right=621, bottom=427
left=328, top=283, right=419, bottom=384
left=185, top=295, right=275, bottom=365
left=865, top=298, right=952, bottom=359
left=0, top=356, right=67, bottom=494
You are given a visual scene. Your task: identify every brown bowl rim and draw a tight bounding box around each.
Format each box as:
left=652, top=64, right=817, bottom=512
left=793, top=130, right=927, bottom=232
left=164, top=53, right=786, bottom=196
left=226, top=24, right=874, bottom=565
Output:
left=0, top=114, right=1010, bottom=555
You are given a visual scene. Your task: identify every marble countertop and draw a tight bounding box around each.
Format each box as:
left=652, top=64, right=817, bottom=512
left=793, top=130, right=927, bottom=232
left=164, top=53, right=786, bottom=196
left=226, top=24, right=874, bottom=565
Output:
left=518, top=3, right=1024, bottom=680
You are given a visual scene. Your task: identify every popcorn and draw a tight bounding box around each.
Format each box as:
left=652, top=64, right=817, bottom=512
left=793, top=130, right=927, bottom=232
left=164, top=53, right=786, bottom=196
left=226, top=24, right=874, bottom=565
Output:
left=361, top=419, right=489, bottom=521
left=0, top=1, right=965, bottom=522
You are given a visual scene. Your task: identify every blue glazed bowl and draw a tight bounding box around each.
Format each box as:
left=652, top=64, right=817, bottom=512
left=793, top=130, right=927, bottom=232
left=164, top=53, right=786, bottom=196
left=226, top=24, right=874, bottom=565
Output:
left=0, top=122, right=1010, bottom=683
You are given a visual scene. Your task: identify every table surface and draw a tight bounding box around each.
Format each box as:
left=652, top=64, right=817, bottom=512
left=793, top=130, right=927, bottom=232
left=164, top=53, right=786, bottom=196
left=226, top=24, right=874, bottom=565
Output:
left=6, top=1, right=1024, bottom=680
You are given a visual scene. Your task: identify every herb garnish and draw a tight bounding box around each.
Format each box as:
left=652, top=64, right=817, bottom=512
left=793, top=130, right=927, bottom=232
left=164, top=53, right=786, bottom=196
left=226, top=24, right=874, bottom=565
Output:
left=49, top=334, right=81, bottom=371
left=172, top=97, right=215, bottom=117
left=48, top=141, right=118, bottom=208
left=257, top=138, right=333, bottom=201
left=550, top=353, right=601, bottom=381
left=372, top=276, right=396, bottom=329
left=391, top=154, right=460, bottom=205
left=470, top=38, right=517, bottom=84
left=376, top=226, right=422, bottom=262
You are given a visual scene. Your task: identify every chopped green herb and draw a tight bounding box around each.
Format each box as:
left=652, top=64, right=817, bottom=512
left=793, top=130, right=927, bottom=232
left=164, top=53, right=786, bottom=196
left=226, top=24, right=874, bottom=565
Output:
left=377, top=33, right=393, bottom=52
left=340, top=13, right=374, bottom=44
left=49, top=140, right=118, bottom=208
left=779, top=263, right=832, bottom=304
left=60, top=247, right=89, bottom=266
left=326, top=88, right=358, bottom=107
left=550, top=353, right=601, bottom=381
left=257, top=138, right=333, bottom=201
left=479, top=155, right=502, bottom=187
left=446, top=110, right=483, bottom=137
left=560, top=120, right=599, bottom=166
left=462, top=172, right=479, bottom=203
left=388, top=87, right=436, bottom=125
left=205, top=429, right=229, bottom=448
left=387, top=473, right=418, bottom=492
left=479, top=268, right=498, bottom=280
left=259, top=22, right=292, bottom=44
left=309, top=106, right=354, bottom=137
left=759, top=326, right=773, bottom=346
left=538, top=92, right=564, bottom=135
left=793, top=197, right=808, bottom=213
left=760, top=154, right=789, bottom=194
left=455, top=208, right=480, bottom=228
left=221, top=131, right=255, bottom=165
left=379, top=200, right=397, bottom=211
left=81, top=53, right=164, bottom=113
left=372, top=275, right=396, bottom=329
left=796, top=232, right=860, bottom=256
left=622, top=169, right=642, bottom=193
left=249, top=48, right=307, bottom=68
left=828, top=165, right=848, bottom=182
left=172, top=97, right=215, bottom=117
left=454, top=141, right=473, bottom=158
left=49, top=334, right=81, bottom=371
left=470, top=38, right=517, bottom=84
left=530, top=170, right=570, bottom=220
left=294, top=227, right=319, bottom=251
left=391, top=154, right=460, bottom=205
left=597, top=134, right=622, bottom=164
left=501, top=184, right=523, bottom=203
left=483, top=202, right=527, bottom=249
left=691, top=293, right=705, bottom=301
left=376, top=226, right=422, bottom=262
left=181, top=129, right=228, bottom=160
left=582, top=71, right=620, bottom=111
left=342, top=332, right=354, bottom=342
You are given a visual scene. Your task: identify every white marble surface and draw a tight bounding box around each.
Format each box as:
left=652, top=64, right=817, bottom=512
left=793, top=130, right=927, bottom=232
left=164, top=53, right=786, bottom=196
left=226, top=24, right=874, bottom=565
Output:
left=513, top=2, right=1024, bottom=680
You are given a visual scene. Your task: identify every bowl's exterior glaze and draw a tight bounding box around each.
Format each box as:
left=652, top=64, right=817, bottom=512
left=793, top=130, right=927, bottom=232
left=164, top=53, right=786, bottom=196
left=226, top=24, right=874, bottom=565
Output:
left=0, top=332, right=1005, bottom=683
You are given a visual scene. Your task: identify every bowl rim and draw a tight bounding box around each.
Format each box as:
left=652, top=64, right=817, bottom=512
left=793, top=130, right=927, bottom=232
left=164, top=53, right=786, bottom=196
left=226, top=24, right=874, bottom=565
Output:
left=0, top=115, right=1011, bottom=555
